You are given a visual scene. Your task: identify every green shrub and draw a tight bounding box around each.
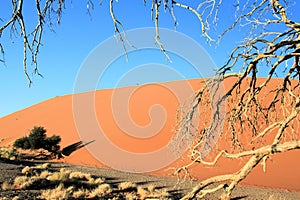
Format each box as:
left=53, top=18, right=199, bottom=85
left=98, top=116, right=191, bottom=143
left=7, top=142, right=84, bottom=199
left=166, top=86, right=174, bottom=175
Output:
left=13, top=126, right=61, bottom=155
left=43, top=135, right=61, bottom=153
left=28, top=126, right=47, bottom=149
left=14, top=137, right=31, bottom=150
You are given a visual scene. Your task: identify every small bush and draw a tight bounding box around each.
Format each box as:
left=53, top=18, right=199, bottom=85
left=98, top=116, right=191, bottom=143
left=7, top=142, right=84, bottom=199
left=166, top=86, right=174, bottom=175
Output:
left=13, top=126, right=61, bottom=155
left=13, top=137, right=31, bottom=150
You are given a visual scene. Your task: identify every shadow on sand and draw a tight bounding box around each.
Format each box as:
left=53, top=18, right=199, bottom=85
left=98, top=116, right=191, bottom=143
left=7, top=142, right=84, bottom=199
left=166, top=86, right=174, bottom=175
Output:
left=61, top=140, right=95, bottom=157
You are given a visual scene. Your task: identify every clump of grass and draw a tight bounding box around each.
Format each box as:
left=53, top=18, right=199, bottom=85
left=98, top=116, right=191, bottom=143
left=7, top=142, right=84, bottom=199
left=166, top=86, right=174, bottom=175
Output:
left=0, top=147, right=19, bottom=160
left=39, top=170, right=51, bottom=179
left=47, top=168, right=71, bottom=182
left=72, top=188, right=88, bottom=198
left=90, top=183, right=113, bottom=198
left=13, top=176, right=33, bottom=189
left=13, top=176, right=46, bottom=190
left=137, top=185, right=172, bottom=200
left=1, top=181, right=12, bottom=190
left=118, top=181, right=137, bottom=191
left=39, top=183, right=72, bottom=200
left=21, top=166, right=32, bottom=175
left=0, top=197, right=19, bottom=200
left=21, top=163, right=50, bottom=176
left=125, top=193, right=138, bottom=200
left=137, top=186, right=149, bottom=200
left=36, top=163, right=51, bottom=169
left=69, top=171, right=92, bottom=181
left=88, top=177, right=105, bottom=185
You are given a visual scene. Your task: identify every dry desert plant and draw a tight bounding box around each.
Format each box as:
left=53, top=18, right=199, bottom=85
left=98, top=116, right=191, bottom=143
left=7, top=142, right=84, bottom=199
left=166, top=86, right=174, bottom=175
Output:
left=0, top=147, right=19, bottom=161
left=72, top=188, right=89, bottom=198
left=21, top=166, right=32, bottom=175
left=1, top=181, right=11, bottom=191
left=118, top=181, right=137, bottom=191
left=46, top=168, right=71, bottom=182
left=89, top=183, right=113, bottom=198
left=69, top=171, right=92, bottom=181
left=13, top=176, right=33, bottom=189
left=39, top=183, right=72, bottom=200
left=39, top=170, right=51, bottom=179
left=36, top=163, right=51, bottom=169
left=137, top=185, right=172, bottom=200
left=88, top=177, right=106, bottom=185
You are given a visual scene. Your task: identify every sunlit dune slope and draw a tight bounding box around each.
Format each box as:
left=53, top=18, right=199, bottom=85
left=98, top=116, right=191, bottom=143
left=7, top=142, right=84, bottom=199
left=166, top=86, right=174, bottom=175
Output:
left=0, top=78, right=299, bottom=191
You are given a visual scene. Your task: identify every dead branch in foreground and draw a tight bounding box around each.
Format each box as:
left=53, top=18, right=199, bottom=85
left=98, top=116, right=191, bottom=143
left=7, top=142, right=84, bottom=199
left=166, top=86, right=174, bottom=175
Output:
left=175, top=0, right=300, bottom=199
left=180, top=140, right=300, bottom=200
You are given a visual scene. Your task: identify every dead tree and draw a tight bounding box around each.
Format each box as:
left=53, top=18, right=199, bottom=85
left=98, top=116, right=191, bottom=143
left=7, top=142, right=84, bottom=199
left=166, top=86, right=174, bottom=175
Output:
left=172, top=1, right=300, bottom=199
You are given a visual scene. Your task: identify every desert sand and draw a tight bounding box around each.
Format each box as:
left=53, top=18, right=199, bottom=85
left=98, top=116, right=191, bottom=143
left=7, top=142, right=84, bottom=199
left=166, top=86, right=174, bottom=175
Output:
left=0, top=78, right=299, bottom=191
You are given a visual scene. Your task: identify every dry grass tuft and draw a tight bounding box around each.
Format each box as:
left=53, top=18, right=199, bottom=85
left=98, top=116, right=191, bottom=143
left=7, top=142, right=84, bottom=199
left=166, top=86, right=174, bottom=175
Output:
left=90, top=183, right=113, bottom=198
left=69, top=171, right=92, bottom=181
left=0, top=147, right=19, bottom=160
left=137, top=186, right=149, bottom=200
left=88, top=177, right=105, bottom=185
left=46, top=168, right=71, bottom=182
left=39, top=170, right=51, bottom=179
left=125, top=193, right=138, bottom=200
left=39, top=183, right=71, bottom=200
left=13, top=176, right=33, bottom=189
left=72, top=188, right=88, bottom=198
left=137, top=185, right=172, bottom=200
left=21, top=166, right=32, bottom=175
left=1, top=181, right=11, bottom=190
left=36, top=163, right=51, bottom=169
left=118, top=181, right=137, bottom=191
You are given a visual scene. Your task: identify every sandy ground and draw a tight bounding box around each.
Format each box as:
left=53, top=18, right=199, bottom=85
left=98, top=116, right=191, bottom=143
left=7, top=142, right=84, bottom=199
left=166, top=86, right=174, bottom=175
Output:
left=0, top=160, right=299, bottom=200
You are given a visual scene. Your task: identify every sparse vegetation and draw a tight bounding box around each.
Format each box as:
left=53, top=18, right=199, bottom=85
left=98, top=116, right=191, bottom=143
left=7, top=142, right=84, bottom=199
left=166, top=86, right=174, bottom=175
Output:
left=0, top=147, right=19, bottom=160
left=1, top=163, right=174, bottom=200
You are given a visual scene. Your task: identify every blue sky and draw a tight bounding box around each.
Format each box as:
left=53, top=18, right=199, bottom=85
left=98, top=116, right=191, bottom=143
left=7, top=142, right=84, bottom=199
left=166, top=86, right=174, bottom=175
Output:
left=0, top=1, right=298, bottom=117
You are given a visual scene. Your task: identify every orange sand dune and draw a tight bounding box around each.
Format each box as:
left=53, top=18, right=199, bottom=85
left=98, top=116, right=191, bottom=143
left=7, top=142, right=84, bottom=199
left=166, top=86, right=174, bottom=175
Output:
left=0, top=78, right=299, bottom=191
